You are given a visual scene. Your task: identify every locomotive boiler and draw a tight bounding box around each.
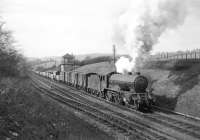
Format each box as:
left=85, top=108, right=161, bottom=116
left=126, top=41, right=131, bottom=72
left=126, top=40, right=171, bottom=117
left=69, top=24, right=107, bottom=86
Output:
left=104, top=72, right=154, bottom=110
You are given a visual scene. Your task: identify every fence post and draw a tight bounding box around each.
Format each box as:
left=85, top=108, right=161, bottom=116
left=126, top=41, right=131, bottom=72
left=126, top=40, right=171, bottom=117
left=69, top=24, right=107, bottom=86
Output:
left=167, top=52, right=168, bottom=59
left=186, top=53, right=187, bottom=60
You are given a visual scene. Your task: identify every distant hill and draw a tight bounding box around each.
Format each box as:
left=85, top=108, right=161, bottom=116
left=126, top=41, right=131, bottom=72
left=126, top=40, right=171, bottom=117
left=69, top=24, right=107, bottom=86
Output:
left=27, top=54, right=109, bottom=64
left=75, top=53, right=113, bottom=61
left=28, top=53, right=129, bottom=70
left=27, top=53, right=128, bottom=62
left=75, top=61, right=116, bottom=75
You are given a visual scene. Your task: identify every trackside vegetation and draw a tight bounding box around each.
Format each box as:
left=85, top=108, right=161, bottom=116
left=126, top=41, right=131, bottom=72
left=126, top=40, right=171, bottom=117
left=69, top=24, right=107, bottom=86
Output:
left=0, top=20, right=113, bottom=139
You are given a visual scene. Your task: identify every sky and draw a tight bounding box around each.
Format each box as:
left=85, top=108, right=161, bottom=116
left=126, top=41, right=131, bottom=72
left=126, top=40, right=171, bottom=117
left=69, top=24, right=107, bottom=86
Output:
left=1, top=0, right=200, bottom=58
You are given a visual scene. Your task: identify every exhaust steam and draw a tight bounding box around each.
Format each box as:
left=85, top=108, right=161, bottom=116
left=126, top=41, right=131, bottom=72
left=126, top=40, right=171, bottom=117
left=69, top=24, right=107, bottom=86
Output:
left=113, top=0, right=188, bottom=73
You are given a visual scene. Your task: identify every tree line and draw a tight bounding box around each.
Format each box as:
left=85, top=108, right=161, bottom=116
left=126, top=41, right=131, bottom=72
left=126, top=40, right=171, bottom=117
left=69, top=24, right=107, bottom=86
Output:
left=0, top=21, right=27, bottom=77
left=74, top=56, right=113, bottom=66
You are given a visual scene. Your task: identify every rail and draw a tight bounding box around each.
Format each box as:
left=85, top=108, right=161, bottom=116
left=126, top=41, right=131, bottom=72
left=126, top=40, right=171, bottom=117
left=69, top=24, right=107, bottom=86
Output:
left=153, top=105, right=200, bottom=121
left=32, top=73, right=200, bottom=140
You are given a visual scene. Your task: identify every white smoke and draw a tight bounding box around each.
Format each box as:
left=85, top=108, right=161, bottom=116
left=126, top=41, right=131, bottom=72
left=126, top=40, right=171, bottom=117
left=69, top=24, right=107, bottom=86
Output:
left=115, top=56, right=134, bottom=73
left=113, top=0, right=188, bottom=73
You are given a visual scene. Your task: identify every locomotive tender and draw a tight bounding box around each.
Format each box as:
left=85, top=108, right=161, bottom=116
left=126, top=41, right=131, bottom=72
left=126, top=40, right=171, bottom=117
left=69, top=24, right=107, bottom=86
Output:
left=36, top=70, right=154, bottom=110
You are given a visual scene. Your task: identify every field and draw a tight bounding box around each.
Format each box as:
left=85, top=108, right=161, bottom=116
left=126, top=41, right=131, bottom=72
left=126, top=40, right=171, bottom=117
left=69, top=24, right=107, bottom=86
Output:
left=75, top=60, right=200, bottom=118
left=0, top=77, right=113, bottom=140
left=75, top=61, right=116, bottom=74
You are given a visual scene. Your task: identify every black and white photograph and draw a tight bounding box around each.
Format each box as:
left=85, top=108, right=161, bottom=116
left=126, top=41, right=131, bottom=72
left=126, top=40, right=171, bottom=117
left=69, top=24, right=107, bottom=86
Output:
left=1, top=0, right=200, bottom=139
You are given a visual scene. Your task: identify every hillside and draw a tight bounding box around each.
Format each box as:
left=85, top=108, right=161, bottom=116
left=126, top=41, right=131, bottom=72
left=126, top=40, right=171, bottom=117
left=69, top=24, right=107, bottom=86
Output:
left=75, top=53, right=113, bottom=61
left=75, top=53, right=129, bottom=61
left=75, top=61, right=116, bottom=75
left=141, top=61, right=200, bottom=117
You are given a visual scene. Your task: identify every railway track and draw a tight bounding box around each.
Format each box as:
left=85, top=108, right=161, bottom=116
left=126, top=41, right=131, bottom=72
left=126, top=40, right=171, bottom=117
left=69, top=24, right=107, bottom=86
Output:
left=31, top=76, right=173, bottom=140
left=31, top=73, right=200, bottom=140
left=152, top=105, right=200, bottom=122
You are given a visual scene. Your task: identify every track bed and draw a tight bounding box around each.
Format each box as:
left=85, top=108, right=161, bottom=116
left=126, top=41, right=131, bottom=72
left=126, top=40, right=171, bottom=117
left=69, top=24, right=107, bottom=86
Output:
left=31, top=73, right=200, bottom=140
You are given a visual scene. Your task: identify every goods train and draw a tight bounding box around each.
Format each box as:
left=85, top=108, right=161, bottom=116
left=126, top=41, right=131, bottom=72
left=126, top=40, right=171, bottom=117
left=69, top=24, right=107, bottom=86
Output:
left=35, top=70, right=155, bottom=110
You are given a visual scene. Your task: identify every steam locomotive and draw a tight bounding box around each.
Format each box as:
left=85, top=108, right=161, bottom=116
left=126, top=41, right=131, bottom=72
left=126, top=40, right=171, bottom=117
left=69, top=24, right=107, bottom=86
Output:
left=36, top=70, right=154, bottom=110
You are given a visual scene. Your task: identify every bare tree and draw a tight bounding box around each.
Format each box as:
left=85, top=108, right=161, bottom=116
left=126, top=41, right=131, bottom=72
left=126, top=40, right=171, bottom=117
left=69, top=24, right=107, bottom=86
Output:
left=0, top=21, right=26, bottom=76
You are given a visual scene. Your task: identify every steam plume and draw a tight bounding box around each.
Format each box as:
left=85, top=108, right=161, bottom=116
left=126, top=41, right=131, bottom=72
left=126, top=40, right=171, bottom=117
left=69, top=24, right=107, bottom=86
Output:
left=113, top=0, right=187, bottom=73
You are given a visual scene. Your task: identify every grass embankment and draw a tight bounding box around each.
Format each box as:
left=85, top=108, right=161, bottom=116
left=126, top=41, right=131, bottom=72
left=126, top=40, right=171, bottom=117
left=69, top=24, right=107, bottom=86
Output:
left=75, top=61, right=115, bottom=74
left=0, top=77, right=113, bottom=140
left=142, top=60, right=200, bottom=117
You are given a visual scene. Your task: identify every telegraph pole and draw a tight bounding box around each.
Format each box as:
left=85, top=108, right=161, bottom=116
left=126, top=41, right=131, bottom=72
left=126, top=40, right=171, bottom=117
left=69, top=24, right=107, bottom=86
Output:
left=73, top=54, right=75, bottom=72
left=113, top=44, right=117, bottom=72
left=113, top=44, right=116, bottom=64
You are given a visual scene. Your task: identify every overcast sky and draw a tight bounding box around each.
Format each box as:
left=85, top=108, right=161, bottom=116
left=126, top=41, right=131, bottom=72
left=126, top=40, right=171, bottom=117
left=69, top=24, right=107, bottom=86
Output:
left=1, top=0, right=200, bottom=57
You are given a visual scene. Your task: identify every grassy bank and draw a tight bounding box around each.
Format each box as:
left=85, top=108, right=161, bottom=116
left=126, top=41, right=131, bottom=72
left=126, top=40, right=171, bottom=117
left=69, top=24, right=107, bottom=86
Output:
left=0, top=77, right=113, bottom=140
left=141, top=62, right=200, bottom=117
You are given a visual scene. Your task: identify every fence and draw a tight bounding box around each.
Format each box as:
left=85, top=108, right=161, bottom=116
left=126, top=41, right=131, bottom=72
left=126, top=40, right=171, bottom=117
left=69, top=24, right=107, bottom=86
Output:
left=149, top=50, right=200, bottom=61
